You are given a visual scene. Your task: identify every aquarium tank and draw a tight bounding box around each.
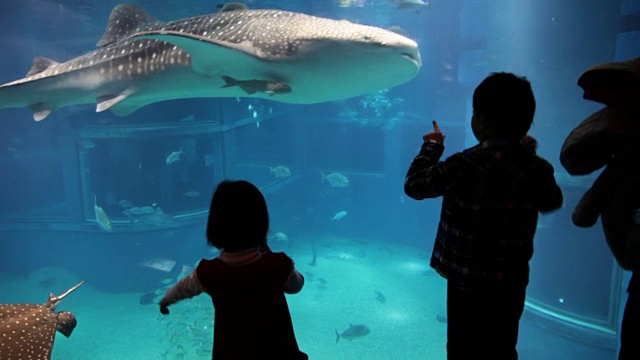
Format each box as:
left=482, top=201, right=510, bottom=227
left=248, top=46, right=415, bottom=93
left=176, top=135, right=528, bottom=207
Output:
left=0, top=0, right=636, bottom=359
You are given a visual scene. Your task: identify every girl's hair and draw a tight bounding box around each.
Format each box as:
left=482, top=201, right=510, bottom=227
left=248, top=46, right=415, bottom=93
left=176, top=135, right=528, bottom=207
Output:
left=206, top=180, right=269, bottom=251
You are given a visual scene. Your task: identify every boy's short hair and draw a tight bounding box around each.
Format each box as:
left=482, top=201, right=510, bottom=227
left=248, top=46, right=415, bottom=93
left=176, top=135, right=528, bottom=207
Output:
left=206, top=180, right=269, bottom=251
left=472, top=72, right=536, bottom=140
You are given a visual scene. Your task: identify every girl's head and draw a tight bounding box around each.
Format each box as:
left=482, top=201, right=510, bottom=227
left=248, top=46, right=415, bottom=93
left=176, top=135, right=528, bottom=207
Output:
left=206, top=180, right=269, bottom=252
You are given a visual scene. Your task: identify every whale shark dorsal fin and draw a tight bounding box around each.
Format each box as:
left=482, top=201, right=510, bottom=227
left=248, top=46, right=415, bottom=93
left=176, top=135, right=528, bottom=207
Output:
left=218, top=3, right=249, bottom=12
left=26, top=57, right=60, bottom=77
left=96, top=4, right=162, bottom=47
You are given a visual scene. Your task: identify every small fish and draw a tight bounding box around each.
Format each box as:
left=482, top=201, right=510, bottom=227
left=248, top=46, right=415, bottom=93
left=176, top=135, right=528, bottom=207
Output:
left=126, top=206, right=178, bottom=228
left=374, top=290, right=387, bottom=303
left=221, top=75, right=292, bottom=95
left=270, top=232, right=290, bottom=244
left=183, top=191, right=200, bottom=198
left=248, top=104, right=254, bottom=110
left=321, top=171, right=349, bottom=187
left=389, top=0, right=429, bottom=11
left=125, top=206, right=156, bottom=215
left=117, top=199, right=134, bottom=208
left=336, top=0, right=366, bottom=7
left=332, top=211, right=348, bottom=221
left=253, top=110, right=258, bottom=118
left=165, top=149, right=184, bottom=165
left=335, top=324, right=370, bottom=343
left=308, top=244, right=318, bottom=267
left=270, top=165, right=292, bottom=178
left=179, top=114, right=195, bottom=122
left=140, top=258, right=176, bottom=272
left=94, top=196, right=112, bottom=231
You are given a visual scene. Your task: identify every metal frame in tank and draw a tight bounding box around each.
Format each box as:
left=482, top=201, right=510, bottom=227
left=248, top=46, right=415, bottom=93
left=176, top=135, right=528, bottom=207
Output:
left=523, top=260, right=623, bottom=352
left=0, top=97, right=282, bottom=233
left=74, top=107, right=295, bottom=233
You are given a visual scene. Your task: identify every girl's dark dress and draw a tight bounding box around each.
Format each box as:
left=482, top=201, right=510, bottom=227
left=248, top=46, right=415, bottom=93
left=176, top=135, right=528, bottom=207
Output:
left=196, top=251, right=307, bottom=359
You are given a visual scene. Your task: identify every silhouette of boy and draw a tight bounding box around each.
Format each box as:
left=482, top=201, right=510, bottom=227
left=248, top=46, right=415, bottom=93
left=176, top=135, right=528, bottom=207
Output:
left=404, top=72, right=563, bottom=359
left=159, top=180, right=308, bottom=359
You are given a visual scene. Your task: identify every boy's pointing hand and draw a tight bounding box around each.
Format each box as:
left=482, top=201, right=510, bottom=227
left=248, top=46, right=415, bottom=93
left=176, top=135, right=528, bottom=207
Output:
left=423, top=120, right=445, bottom=144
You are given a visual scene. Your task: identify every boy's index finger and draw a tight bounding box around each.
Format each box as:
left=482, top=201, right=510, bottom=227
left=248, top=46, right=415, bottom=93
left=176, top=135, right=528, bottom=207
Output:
left=432, top=120, right=441, bottom=133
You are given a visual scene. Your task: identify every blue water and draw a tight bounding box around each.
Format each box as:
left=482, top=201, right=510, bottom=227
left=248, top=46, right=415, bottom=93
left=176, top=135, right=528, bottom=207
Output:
left=0, top=1, right=635, bottom=359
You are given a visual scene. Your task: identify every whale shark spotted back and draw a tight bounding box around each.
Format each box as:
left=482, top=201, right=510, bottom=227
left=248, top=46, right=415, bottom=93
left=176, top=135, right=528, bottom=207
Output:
left=0, top=4, right=421, bottom=121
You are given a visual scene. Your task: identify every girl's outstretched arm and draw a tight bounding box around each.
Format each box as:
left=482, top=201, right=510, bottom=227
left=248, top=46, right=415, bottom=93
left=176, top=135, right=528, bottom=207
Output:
left=159, top=271, right=204, bottom=314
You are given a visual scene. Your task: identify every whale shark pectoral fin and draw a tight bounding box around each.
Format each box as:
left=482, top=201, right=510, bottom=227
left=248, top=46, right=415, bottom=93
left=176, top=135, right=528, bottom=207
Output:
left=130, top=32, right=263, bottom=75
left=32, top=110, right=52, bottom=122
left=28, top=103, right=54, bottom=121
left=96, top=90, right=136, bottom=113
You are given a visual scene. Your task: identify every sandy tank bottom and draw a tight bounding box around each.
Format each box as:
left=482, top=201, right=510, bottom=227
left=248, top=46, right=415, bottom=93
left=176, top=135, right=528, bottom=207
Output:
left=0, top=236, right=447, bottom=359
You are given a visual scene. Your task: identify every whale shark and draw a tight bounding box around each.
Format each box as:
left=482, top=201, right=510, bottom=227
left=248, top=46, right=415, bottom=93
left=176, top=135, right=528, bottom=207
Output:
left=0, top=4, right=421, bottom=121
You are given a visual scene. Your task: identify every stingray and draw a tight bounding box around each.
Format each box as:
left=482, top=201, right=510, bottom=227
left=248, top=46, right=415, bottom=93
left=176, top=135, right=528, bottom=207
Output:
left=0, top=3, right=421, bottom=121
left=0, top=280, right=85, bottom=360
